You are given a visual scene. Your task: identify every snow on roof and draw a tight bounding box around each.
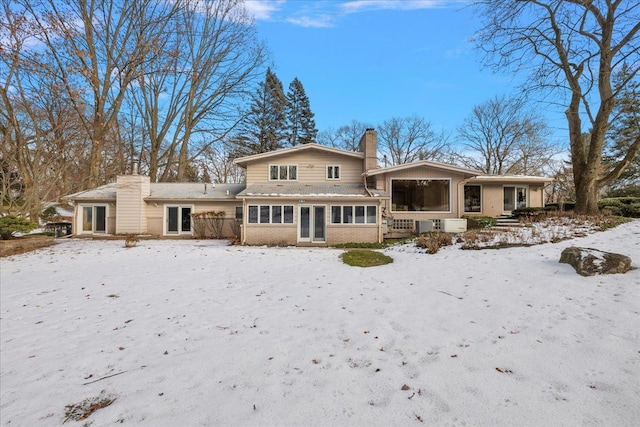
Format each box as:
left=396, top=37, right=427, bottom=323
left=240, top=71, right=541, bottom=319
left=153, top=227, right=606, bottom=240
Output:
left=145, top=183, right=245, bottom=200
left=63, top=183, right=117, bottom=200
left=237, top=183, right=388, bottom=198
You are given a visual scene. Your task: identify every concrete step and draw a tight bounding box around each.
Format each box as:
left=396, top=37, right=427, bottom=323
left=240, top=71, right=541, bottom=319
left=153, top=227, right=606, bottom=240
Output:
left=494, top=216, right=524, bottom=227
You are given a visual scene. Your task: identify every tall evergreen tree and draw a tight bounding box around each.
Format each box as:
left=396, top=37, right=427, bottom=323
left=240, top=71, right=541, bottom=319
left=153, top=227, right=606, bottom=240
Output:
left=235, top=68, right=286, bottom=156
left=285, top=78, right=317, bottom=145
left=604, top=63, right=640, bottom=195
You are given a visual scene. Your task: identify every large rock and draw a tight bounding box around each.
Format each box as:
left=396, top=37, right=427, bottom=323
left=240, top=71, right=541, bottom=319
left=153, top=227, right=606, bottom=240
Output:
left=559, top=246, right=632, bottom=276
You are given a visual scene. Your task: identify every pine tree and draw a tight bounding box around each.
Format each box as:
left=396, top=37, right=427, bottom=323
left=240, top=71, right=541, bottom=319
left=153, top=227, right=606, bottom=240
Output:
left=235, top=68, right=287, bottom=155
left=604, top=63, right=640, bottom=195
left=285, top=78, right=317, bottom=145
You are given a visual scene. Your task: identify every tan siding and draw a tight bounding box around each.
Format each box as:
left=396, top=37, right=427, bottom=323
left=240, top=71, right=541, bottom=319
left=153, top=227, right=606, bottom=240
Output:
left=245, top=151, right=364, bottom=184
left=115, top=175, right=150, bottom=234
left=479, top=184, right=504, bottom=217
left=145, top=201, right=241, bottom=237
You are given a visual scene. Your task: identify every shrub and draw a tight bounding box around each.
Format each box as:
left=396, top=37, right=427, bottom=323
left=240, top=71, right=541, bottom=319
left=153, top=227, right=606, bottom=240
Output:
left=0, top=215, right=38, bottom=240
left=598, top=197, right=640, bottom=218
left=462, top=215, right=496, bottom=229
left=415, top=231, right=453, bottom=254
left=511, top=207, right=549, bottom=220
left=545, top=202, right=575, bottom=211
left=41, top=206, right=59, bottom=223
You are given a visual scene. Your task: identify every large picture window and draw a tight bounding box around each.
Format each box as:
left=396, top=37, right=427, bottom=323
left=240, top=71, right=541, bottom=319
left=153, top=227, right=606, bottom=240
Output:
left=248, top=205, right=294, bottom=224
left=330, top=205, right=377, bottom=224
left=391, top=179, right=450, bottom=212
left=464, top=185, right=481, bottom=213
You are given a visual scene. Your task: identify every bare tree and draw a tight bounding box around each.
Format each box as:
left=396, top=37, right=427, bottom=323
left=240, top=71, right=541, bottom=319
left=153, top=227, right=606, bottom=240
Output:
left=132, top=0, right=266, bottom=181
left=1, top=2, right=89, bottom=220
left=473, top=0, right=640, bottom=214
left=12, top=0, right=181, bottom=188
left=200, top=142, right=245, bottom=184
left=456, top=95, right=554, bottom=174
left=377, top=116, right=449, bottom=166
left=316, top=120, right=373, bottom=151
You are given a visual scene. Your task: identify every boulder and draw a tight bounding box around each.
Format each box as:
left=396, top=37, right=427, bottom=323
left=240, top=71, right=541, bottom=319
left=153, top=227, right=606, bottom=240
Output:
left=559, top=246, right=632, bottom=277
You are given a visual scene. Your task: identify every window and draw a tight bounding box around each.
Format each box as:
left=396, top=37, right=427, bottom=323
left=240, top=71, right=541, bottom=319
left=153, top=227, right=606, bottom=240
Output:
left=391, top=179, right=450, bottom=212
left=327, top=165, right=340, bottom=180
left=269, top=164, right=297, bottom=181
left=330, top=205, right=377, bottom=224
left=464, top=185, right=481, bottom=213
left=247, top=205, right=295, bottom=224
left=235, top=206, right=243, bottom=220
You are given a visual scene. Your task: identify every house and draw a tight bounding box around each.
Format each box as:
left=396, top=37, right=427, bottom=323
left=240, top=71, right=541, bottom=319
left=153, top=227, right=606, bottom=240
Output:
left=65, top=129, right=552, bottom=245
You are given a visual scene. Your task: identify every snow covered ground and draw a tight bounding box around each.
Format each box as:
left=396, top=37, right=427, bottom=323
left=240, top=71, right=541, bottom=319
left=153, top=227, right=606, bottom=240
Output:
left=1, top=221, right=639, bottom=426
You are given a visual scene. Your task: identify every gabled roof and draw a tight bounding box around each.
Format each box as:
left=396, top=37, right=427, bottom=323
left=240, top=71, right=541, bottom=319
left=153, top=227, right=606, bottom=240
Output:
left=145, top=183, right=245, bottom=201
left=234, top=143, right=364, bottom=168
left=237, top=183, right=387, bottom=198
left=63, top=183, right=118, bottom=201
left=467, top=175, right=553, bottom=184
left=365, top=160, right=482, bottom=177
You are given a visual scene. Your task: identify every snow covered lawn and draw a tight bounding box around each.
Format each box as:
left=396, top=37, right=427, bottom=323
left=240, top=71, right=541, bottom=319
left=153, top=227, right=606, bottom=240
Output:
left=1, top=221, right=639, bottom=426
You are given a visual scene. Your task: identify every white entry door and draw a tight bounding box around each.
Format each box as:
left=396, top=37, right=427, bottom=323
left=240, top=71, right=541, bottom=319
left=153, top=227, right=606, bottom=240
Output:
left=299, top=205, right=326, bottom=243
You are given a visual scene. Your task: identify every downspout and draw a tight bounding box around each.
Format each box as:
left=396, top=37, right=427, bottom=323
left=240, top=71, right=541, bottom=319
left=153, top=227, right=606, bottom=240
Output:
left=241, top=198, right=247, bottom=245
left=363, top=173, right=383, bottom=243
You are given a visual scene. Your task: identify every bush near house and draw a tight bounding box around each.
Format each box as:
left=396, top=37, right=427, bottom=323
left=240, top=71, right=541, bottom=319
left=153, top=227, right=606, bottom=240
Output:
left=461, top=215, right=496, bottom=229
left=0, top=215, right=38, bottom=240
left=415, top=232, right=453, bottom=254
left=545, top=202, right=576, bottom=211
left=598, top=197, right=640, bottom=218
left=511, top=206, right=556, bottom=220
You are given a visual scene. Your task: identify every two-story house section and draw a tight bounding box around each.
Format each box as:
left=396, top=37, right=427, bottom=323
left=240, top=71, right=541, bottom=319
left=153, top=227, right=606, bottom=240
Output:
left=234, top=129, right=388, bottom=245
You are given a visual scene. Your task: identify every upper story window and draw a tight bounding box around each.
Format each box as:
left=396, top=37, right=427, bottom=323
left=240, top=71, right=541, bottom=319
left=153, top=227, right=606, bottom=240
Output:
left=270, top=164, right=297, bottom=181
left=327, top=165, right=340, bottom=180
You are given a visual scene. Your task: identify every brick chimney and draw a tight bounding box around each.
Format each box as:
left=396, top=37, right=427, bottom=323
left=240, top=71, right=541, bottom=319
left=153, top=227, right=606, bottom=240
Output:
left=358, top=128, right=378, bottom=172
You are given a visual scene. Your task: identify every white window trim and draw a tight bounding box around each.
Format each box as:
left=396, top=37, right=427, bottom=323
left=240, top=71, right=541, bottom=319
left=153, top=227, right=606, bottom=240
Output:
left=390, top=178, right=452, bottom=213
left=78, top=203, right=109, bottom=234
left=326, top=164, right=341, bottom=180
left=163, top=204, right=195, bottom=236
left=330, top=205, right=378, bottom=225
left=247, top=205, right=295, bottom=224
left=268, top=164, right=298, bottom=181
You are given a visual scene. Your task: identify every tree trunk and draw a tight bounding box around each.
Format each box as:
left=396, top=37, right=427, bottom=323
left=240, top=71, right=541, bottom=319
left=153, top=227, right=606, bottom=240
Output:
left=573, top=163, right=600, bottom=214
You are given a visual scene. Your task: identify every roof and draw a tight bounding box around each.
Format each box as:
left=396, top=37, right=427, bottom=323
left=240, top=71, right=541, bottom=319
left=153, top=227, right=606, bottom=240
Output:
left=365, top=160, right=482, bottom=177
left=237, top=183, right=388, bottom=198
left=145, top=183, right=245, bottom=201
left=63, top=183, right=117, bottom=201
left=65, top=182, right=245, bottom=202
left=234, top=143, right=364, bottom=168
left=467, top=175, right=554, bottom=184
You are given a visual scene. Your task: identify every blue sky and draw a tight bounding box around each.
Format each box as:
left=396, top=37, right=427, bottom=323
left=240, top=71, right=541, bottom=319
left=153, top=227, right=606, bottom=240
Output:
left=244, top=0, right=569, bottom=144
